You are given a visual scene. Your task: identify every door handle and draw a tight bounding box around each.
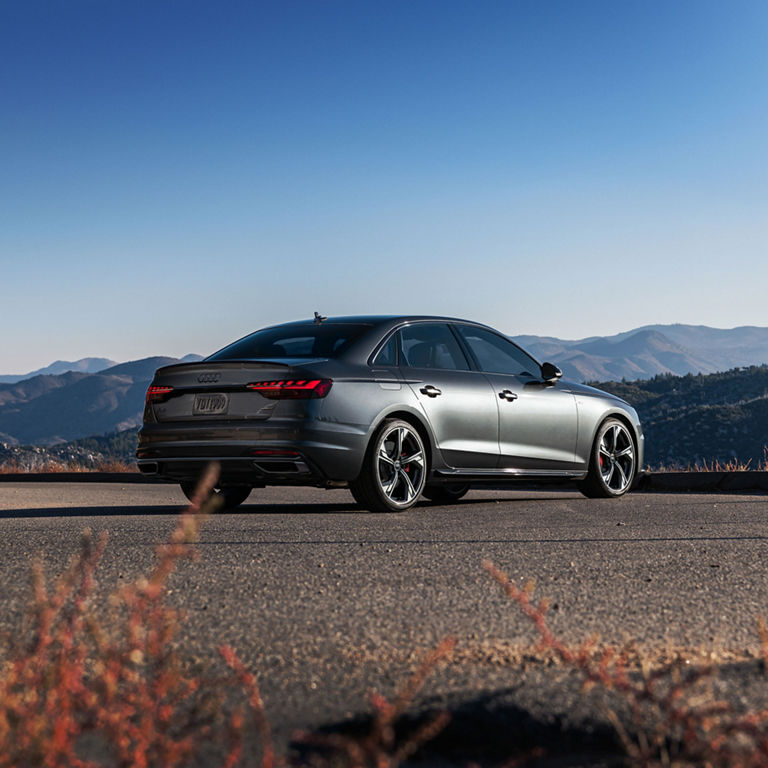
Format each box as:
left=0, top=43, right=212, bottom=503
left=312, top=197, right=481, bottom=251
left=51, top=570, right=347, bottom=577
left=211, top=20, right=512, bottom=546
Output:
left=420, top=385, right=442, bottom=398
left=498, top=390, right=518, bottom=401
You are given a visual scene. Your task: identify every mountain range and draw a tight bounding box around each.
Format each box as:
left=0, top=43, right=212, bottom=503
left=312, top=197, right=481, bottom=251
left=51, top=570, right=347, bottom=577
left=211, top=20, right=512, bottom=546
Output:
left=0, top=355, right=201, bottom=446
left=513, top=324, right=768, bottom=382
left=0, top=357, right=118, bottom=384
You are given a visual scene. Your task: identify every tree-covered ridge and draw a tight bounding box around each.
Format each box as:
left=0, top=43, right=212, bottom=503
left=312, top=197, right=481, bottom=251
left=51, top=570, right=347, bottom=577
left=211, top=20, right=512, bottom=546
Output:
left=62, top=429, right=139, bottom=462
left=594, top=366, right=768, bottom=468
left=0, top=429, right=138, bottom=471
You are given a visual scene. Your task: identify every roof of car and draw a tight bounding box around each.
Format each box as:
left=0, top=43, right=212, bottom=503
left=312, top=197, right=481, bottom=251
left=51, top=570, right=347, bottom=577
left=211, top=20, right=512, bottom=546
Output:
left=267, top=315, right=480, bottom=327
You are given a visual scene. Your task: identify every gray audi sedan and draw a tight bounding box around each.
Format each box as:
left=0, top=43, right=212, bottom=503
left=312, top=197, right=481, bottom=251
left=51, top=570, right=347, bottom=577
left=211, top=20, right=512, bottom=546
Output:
left=137, top=315, right=643, bottom=512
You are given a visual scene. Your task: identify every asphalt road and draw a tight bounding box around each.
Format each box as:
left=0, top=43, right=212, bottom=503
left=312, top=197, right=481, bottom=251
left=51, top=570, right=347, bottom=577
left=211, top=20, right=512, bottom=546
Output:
left=2, top=482, right=768, bottom=765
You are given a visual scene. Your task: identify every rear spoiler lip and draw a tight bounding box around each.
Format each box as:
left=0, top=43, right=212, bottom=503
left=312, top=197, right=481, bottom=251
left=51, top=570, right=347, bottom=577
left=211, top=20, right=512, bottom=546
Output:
left=154, top=358, right=329, bottom=376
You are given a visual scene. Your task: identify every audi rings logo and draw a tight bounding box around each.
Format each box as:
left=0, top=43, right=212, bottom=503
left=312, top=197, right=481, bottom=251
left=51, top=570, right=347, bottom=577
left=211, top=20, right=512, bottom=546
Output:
left=197, top=373, right=221, bottom=383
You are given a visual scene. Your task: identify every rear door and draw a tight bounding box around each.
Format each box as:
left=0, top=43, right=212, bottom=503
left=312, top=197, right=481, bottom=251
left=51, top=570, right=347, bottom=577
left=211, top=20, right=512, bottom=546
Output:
left=397, top=322, right=499, bottom=469
left=453, top=324, right=578, bottom=470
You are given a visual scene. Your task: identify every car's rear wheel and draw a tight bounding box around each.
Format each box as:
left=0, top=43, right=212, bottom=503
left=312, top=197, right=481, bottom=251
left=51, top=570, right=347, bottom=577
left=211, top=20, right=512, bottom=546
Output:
left=180, top=482, right=252, bottom=510
left=577, top=418, right=636, bottom=498
left=422, top=483, right=470, bottom=503
left=350, top=418, right=427, bottom=512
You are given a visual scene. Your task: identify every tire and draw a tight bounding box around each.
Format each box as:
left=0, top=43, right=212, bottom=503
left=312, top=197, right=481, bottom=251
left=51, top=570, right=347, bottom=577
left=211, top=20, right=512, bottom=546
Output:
left=422, top=483, right=470, bottom=504
left=349, top=418, right=428, bottom=512
left=577, top=418, right=636, bottom=498
left=180, top=482, right=252, bottom=510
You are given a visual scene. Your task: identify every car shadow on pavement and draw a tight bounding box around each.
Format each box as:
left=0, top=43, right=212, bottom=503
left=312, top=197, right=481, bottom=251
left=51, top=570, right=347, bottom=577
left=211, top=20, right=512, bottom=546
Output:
left=0, top=495, right=584, bottom=519
left=232, top=494, right=582, bottom=514
left=0, top=505, right=185, bottom=519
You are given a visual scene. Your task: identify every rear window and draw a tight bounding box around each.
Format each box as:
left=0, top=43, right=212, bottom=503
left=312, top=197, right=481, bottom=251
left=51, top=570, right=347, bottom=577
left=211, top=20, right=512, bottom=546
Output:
left=207, top=323, right=372, bottom=360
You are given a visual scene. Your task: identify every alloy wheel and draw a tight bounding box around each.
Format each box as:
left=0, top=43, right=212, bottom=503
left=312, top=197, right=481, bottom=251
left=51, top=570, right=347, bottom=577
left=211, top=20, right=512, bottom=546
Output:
left=376, top=424, right=426, bottom=506
left=598, top=423, right=635, bottom=494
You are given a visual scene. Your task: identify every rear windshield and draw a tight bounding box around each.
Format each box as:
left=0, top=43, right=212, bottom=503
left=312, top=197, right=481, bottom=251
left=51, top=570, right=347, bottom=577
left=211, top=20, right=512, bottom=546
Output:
left=207, top=323, right=372, bottom=360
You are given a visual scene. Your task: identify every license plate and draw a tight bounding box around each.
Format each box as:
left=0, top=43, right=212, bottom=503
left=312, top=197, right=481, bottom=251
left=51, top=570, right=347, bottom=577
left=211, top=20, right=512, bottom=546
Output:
left=193, top=393, right=229, bottom=415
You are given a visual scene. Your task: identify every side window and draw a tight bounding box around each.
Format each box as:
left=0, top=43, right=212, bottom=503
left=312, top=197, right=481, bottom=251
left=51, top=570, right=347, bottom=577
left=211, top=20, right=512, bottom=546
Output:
left=372, top=333, right=398, bottom=366
left=399, top=323, right=470, bottom=371
left=456, top=325, right=539, bottom=377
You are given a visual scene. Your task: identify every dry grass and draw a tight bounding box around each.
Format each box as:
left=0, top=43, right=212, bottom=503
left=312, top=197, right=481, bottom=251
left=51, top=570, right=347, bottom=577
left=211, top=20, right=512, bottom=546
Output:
left=653, top=446, right=768, bottom=473
left=93, top=459, right=139, bottom=473
left=0, top=458, right=138, bottom=474
left=0, top=459, right=87, bottom=474
left=484, top=560, right=768, bottom=767
left=0, top=460, right=25, bottom=474
left=0, top=463, right=263, bottom=768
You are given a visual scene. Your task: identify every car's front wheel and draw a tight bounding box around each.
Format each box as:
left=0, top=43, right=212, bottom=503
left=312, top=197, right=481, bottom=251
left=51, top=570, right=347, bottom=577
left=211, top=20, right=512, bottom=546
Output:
left=350, top=418, right=427, bottom=512
left=577, top=418, right=636, bottom=498
left=180, top=482, right=252, bottom=510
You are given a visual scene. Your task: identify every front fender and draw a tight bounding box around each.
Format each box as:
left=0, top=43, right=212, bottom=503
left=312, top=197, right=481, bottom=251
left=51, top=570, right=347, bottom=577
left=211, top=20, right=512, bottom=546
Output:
left=575, top=399, right=644, bottom=469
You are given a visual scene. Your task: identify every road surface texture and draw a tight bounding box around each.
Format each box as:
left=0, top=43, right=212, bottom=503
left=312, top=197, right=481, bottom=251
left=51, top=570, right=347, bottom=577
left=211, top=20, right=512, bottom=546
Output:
left=2, top=481, right=768, bottom=765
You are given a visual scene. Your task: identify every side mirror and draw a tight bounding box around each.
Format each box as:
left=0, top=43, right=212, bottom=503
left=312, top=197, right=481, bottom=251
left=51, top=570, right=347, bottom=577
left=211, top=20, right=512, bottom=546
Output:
left=541, top=362, right=562, bottom=382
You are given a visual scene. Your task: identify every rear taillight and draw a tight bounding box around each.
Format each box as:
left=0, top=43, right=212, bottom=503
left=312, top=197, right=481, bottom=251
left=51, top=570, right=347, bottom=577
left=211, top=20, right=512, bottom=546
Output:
left=246, top=379, right=332, bottom=399
left=145, top=385, right=174, bottom=404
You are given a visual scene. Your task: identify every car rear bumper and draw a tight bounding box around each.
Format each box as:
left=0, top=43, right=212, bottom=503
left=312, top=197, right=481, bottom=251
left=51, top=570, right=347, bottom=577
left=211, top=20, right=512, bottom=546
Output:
left=137, top=455, right=319, bottom=484
left=136, top=420, right=367, bottom=485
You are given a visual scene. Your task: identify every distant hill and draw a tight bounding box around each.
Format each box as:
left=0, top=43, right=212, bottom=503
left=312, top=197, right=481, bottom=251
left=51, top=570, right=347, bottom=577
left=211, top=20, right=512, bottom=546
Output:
left=514, top=324, right=768, bottom=382
left=0, top=357, right=184, bottom=445
left=0, top=357, right=117, bottom=384
left=597, top=366, right=768, bottom=468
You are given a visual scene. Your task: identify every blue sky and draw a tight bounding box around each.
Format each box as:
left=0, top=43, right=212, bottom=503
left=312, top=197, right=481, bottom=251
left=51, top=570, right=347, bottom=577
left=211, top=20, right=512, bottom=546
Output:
left=1, top=0, right=767, bottom=373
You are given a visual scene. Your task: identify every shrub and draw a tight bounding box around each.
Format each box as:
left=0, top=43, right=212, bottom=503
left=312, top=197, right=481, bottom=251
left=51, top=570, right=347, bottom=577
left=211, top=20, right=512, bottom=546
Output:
left=0, top=464, right=264, bottom=768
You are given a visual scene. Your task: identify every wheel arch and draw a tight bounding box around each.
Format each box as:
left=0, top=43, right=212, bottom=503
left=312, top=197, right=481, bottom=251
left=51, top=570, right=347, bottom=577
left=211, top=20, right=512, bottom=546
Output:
left=590, top=410, right=639, bottom=451
left=607, top=409, right=636, bottom=434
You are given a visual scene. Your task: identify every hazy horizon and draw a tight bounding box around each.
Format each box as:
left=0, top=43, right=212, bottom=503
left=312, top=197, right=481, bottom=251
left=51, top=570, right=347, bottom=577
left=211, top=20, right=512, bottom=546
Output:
left=4, top=320, right=768, bottom=377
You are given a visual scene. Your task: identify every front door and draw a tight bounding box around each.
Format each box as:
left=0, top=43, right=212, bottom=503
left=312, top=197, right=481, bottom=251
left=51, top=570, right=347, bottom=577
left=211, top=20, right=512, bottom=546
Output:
left=453, top=324, right=578, bottom=470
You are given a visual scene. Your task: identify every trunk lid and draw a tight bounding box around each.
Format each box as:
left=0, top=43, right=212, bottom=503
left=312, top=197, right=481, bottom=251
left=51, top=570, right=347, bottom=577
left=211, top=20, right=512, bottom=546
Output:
left=146, top=359, right=325, bottom=422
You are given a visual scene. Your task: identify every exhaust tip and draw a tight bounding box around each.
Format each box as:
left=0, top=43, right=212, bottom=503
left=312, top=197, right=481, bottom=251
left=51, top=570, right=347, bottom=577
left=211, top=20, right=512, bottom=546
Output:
left=138, top=462, right=159, bottom=475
